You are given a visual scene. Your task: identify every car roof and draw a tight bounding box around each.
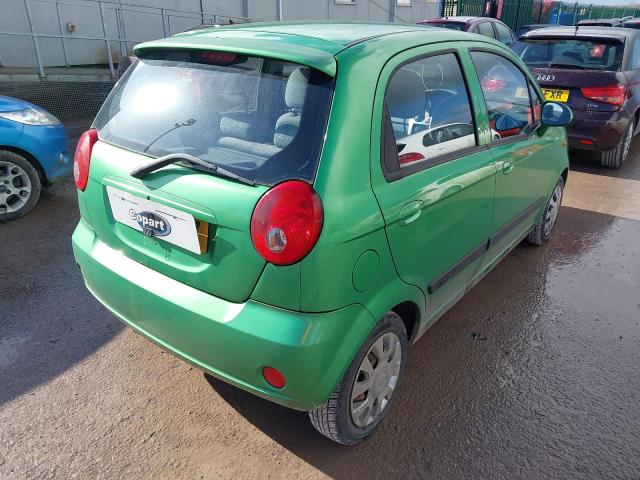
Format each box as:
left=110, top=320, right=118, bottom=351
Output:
left=134, top=21, right=496, bottom=76
left=520, top=25, right=638, bottom=40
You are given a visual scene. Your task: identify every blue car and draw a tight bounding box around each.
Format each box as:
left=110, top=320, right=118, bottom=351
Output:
left=0, top=95, right=71, bottom=221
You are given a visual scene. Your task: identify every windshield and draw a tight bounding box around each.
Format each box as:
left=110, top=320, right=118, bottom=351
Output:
left=513, top=38, right=624, bottom=71
left=93, top=50, right=334, bottom=186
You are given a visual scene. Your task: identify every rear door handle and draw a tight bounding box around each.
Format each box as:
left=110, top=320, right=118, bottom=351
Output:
left=503, top=160, right=514, bottom=174
left=398, top=200, right=423, bottom=226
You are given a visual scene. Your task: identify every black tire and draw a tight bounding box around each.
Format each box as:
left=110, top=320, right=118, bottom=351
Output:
left=600, top=120, right=633, bottom=169
left=528, top=177, right=564, bottom=246
left=308, top=312, right=408, bottom=445
left=0, top=150, right=42, bottom=223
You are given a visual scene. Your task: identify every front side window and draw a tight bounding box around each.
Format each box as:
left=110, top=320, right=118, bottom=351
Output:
left=513, top=37, right=624, bottom=71
left=472, top=51, right=535, bottom=140
left=93, top=50, right=334, bottom=186
left=385, top=53, right=476, bottom=169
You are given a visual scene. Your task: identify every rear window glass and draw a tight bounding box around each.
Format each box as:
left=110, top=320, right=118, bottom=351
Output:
left=424, top=21, right=467, bottom=31
left=93, top=50, right=334, bottom=186
left=513, top=38, right=624, bottom=71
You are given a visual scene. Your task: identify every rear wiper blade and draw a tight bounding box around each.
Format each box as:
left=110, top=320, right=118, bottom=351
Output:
left=130, top=153, right=255, bottom=186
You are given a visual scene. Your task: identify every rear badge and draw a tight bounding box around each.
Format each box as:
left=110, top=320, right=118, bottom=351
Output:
left=535, top=73, right=555, bottom=82
left=129, top=210, right=172, bottom=237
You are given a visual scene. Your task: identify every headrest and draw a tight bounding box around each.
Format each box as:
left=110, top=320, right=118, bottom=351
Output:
left=285, top=67, right=310, bottom=111
left=386, top=68, right=425, bottom=120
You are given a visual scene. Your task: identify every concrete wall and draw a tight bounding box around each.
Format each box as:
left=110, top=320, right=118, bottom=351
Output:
left=0, top=0, right=440, bottom=68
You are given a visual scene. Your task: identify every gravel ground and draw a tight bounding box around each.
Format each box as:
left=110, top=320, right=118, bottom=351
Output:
left=1, top=136, right=639, bottom=479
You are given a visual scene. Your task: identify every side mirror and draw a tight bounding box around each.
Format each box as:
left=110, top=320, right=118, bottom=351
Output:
left=541, top=102, right=573, bottom=127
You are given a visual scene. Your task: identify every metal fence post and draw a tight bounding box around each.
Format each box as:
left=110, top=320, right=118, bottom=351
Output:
left=98, top=1, right=115, bottom=79
left=116, top=7, right=127, bottom=59
left=556, top=2, right=562, bottom=25
left=572, top=2, right=578, bottom=25
left=23, top=0, right=45, bottom=77
left=55, top=2, right=70, bottom=67
left=161, top=8, right=168, bottom=37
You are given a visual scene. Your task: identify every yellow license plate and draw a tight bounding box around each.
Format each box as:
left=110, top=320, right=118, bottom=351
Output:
left=542, top=88, right=570, bottom=102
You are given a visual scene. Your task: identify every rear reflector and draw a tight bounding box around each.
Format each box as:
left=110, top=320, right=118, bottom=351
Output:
left=581, top=84, right=626, bottom=107
left=262, top=367, right=286, bottom=389
left=580, top=139, right=594, bottom=145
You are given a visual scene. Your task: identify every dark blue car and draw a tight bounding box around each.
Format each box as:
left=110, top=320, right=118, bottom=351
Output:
left=0, top=96, right=71, bottom=221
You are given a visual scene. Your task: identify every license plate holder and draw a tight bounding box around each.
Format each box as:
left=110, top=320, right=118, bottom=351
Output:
left=106, top=186, right=202, bottom=254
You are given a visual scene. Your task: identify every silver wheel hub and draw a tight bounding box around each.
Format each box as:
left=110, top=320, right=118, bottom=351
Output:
left=350, top=332, right=402, bottom=428
left=0, top=161, right=32, bottom=214
left=544, top=183, right=563, bottom=236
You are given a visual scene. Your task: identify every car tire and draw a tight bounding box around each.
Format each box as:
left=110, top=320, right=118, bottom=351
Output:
left=600, top=120, right=633, bottom=169
left=308, top=311, right=408, bottom=445
left=527, top=177, right=564, bottom=246
left=0, top=150, right=42, bottom=222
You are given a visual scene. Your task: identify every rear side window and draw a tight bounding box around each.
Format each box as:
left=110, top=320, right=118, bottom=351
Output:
left=385, top=53, right=476, bottom=170
left=477, top=22, right=496, bottom=38
left=472, top=51, right=535, bottom=140
left=495, top=23, right=514, bottom=44
left=633, top=38, right=640, bottom=70
left=513, top=37, right=624, bottom=71
left=93, top=50, right=334, bottom=186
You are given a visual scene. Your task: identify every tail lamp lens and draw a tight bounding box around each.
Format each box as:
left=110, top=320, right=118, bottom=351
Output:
left=581, top=84, right=626, bottom=107
left=73, top=128, right=98, bottom=191
left=250, top=180, right=323, bottom=266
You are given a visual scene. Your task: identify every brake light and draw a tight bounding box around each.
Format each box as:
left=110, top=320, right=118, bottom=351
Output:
left=73, top=129, right=98, bottom=191
left=250, top=180, right=323, bottom=266
left=581, top=84, right=626, bottom=107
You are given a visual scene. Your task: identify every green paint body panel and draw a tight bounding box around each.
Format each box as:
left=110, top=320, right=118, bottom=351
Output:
left=73, top=23, right=569, bottom=410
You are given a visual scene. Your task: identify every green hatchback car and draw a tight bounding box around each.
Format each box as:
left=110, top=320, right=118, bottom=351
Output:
left=72, top=22, right=572, bottom=444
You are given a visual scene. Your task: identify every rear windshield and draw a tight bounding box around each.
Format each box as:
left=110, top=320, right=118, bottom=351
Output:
left=424, top=21, right=467, bottom=31
left=93, top=50, right=334, bottom=186
left=513, top=38, right=624, bottom=71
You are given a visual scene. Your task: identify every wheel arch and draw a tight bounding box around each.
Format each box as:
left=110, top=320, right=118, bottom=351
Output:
left=0, top=145, right=47, bottom=186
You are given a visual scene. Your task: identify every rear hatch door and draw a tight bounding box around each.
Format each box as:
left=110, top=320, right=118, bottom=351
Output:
left=83, top=49, right=333, bottom=303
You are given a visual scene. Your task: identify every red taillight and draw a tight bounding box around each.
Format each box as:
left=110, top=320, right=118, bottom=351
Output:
left=73, top=128, right=98, bottom=191
left=581, top=84, right=626, bottom=107
left=250, top=180, right=323, bottom=266
left=481, top=77, right=506, bottom=93
left=398, top=152, right=425, bottom=165
left=262, top=367, right=286, bottom=389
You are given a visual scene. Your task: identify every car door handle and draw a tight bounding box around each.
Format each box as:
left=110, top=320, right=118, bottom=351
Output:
left=503, top=160, right=514, bottom=174
left=398, top=200, right=423, bottom=226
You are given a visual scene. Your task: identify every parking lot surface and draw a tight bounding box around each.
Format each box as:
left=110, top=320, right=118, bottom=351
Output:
left=1, top=142, right=639, bottom=479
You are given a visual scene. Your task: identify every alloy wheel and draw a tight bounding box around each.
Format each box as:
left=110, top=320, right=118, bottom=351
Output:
left=350, top=332, right=402, bottom=428
left=0, top=161, right=32, bottom=214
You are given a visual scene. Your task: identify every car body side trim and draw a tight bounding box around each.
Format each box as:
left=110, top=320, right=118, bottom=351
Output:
left=488, top=196, right=544, bottom=248
left=427, top=196, right=544, bottom=294
left=427, top=240, right=488, bottom=294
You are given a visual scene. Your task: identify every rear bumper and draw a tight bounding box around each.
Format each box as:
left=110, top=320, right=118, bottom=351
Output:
left=72, top=220, right=375, bottom=411
left=567, top=109, right=631, bottom=152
